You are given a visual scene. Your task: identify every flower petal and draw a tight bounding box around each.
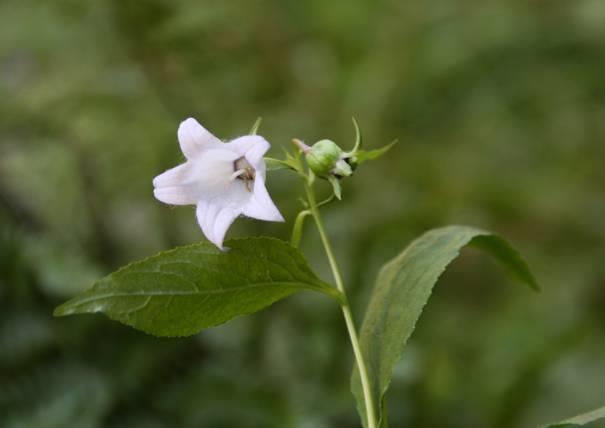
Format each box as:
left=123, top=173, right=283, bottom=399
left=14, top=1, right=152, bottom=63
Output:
left=153, top=186, right=198, bottom=206
left=196, top=201, right=241, bottom=249
left=227, top=135, right=270, bottom=167
left=178, top=118, right=222, bottom=159
left=242, top=175, right=284, bottom=222
left=152, top=162, right=192, bottom=188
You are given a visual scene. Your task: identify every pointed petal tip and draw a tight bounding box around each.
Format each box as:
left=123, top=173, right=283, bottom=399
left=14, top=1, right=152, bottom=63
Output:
left=210, top=239, right=226, bottom=251
left=177, top=117, right=222, bottom=158
left=153, top=187, right=197, bottom=206
left=273, top=211, right=286, bottom=222
left=243, top=203, right=284, bottom=223
left=177, top=117, right=200, bottom=138
left=179, top=117, right=199, bottom=127
left=196, top=203, right=240, bottom=251
left=152, top=163, right=190, bottom=188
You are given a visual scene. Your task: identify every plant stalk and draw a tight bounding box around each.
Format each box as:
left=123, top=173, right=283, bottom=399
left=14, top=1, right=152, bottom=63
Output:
left=304, top=182, right=378, bottom=428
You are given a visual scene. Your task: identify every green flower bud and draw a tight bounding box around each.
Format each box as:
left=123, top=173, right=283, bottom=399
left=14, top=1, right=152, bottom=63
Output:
left=306, top=139, right=345, bottom=177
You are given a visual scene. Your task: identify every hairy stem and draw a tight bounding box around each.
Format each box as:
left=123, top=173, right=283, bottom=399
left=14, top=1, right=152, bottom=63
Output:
left=304, top=181, right=377, bottom=428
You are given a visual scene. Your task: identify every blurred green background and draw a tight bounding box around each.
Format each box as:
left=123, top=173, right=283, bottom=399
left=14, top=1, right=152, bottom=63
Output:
left=1, top=0, right=604, bottom=427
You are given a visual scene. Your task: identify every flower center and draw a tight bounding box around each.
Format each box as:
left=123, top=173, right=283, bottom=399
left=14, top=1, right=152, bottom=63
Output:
left=233, top=157, right=255, bottom=191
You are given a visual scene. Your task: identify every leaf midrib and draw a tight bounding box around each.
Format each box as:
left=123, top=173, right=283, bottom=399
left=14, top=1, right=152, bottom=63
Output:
left=57, top=280, right=339, bottom=309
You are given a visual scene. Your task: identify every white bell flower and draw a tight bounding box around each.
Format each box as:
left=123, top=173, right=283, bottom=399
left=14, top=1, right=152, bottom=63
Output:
left=153, top=117, right=284, bottom=249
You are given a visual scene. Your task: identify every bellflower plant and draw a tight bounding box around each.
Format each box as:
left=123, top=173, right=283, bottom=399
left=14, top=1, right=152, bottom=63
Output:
left=54, top=116, right=556, bottom=428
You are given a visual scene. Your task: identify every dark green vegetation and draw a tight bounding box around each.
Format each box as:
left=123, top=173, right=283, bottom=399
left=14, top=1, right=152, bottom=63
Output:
left=1, top=0, right=604, bottom=427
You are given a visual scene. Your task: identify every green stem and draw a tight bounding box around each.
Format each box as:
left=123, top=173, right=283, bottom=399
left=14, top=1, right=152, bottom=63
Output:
left=291, top=209, right=311, bottom=248
left=304, top=181, right=378, bottom=428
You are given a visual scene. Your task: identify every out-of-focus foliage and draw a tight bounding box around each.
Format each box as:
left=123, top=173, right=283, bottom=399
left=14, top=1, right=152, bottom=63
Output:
left=545, top=405, right=605, bottom=427
left=1, top=0, right=604, bottom=427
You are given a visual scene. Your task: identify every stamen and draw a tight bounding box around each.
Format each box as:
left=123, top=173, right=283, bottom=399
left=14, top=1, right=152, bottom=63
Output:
left=230, top=170, right=246, bottom=181
left=233, top=157, right=256, bottom=192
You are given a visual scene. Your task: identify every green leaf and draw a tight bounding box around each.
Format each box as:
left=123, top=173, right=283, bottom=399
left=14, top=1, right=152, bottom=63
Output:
left=351, top=116, right=362, bottom=153
left=249, top=116, right=262, bottom=135
left=328, top=176, right=342, bottom=200
left=264, top=156, right=300, bottom=172
left=543, top=406, right=605, bottom=427
left=351, top=225, right=539, bottom=427
left=54, top=237, right=342, bottom=337
left=265, top=157, right=291, bottom=171
left=353, top=140, right=398, bottom=166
